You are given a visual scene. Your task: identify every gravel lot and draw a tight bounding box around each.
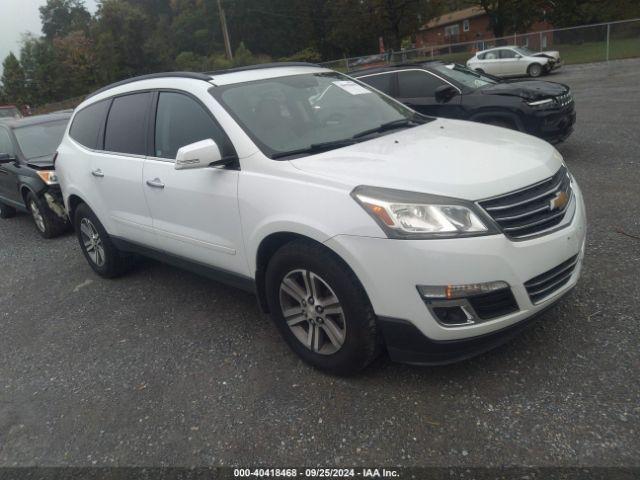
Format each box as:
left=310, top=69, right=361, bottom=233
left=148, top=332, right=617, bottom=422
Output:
left=0, top=59, right=638, bottom=468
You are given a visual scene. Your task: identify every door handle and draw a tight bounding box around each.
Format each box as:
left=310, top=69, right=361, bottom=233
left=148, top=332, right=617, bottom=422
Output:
left=91, top=169, right=104, bottom=178
left=146, top=178, right=165, bottom=189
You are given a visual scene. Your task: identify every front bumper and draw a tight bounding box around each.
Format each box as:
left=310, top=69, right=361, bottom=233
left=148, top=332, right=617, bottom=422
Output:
left=530, top=106, right=576, bottom=143
left=324, top=181, right=586, bottom=362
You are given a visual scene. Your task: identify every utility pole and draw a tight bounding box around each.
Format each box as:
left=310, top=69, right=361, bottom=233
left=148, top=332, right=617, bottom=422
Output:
left=217, top=0, right=233, bottom=60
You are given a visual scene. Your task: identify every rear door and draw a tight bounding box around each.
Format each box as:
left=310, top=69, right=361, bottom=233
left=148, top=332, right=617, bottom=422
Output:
left=90, top=92, right=155, bottom=245
left=395, top=69, right=461, bottom=117
left=142, top=91, right=248, bottom=275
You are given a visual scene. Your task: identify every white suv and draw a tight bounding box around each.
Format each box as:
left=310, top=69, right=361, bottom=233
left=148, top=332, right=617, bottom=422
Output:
left=56, top=63, right=586, bottom=374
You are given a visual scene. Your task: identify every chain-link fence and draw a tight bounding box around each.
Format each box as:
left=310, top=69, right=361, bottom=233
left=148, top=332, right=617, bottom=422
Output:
left=321, top=18, right=640, bottom=72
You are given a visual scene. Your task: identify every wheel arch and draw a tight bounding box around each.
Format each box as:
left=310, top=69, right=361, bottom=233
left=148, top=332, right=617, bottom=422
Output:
left=470, top=109, right=525, bottom=132
left=254, top=231, right=366, bottom=314
left=66, top=193, right=87, bottom=227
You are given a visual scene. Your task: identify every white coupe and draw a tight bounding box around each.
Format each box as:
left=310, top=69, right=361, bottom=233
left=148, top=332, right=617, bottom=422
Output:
left=467, top=46, right=562, bottom=78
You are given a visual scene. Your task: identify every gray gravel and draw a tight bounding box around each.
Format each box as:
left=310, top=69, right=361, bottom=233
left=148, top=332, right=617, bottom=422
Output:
left=0, top=59, right=639, bottom=468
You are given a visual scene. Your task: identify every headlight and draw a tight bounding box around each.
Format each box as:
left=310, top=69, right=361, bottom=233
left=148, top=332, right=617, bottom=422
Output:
left=36, top=170, right=59, bottom=185
left=527, top=98, right=556, bottom=108
left=351, top=186, right=496, bottom=239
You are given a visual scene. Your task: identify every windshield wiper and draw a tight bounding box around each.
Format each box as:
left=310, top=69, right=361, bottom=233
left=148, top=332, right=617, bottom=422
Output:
left=351, top=118, right=420, bottom=139
left=271, top=139, right=358, bottom=159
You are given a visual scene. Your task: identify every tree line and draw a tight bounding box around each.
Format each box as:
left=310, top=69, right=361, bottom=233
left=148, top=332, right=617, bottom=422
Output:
left=1, top=0, right=638, bottom=108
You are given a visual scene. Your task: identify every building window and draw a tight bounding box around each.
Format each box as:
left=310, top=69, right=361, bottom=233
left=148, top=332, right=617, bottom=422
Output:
left=444, top=24, right=460, bottom=37
left=463, top=19, right=470, bottom=32
left=542, top=35, right=548, bottom=48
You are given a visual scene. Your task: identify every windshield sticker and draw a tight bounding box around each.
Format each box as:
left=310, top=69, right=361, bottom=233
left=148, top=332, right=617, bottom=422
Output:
left=333, top=80, right=371, bottom=95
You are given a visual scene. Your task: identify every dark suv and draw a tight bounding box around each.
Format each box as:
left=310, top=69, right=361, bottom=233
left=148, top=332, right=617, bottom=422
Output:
left=0, top=113, right=71, bottom=238
left=352, top=61, right=576, bottom=143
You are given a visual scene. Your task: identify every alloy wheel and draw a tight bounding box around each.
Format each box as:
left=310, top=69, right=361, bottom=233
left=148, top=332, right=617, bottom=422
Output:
left=29, top=200, right=46, bottom=233
left=80, top=218, right=106, bottom=267
left=279, top=269, right=346, bottom=355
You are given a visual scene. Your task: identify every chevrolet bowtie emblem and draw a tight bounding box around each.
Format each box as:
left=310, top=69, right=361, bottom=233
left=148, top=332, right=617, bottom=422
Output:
left=549, top=191, right=569, bottom=211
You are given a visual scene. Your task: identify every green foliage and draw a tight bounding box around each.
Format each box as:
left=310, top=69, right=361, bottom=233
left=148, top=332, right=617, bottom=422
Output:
left=39, top=0, right=91, bottom=39
left=280, top=48, right=323, bottom=63
left=1, top=53, right=27, bottom=106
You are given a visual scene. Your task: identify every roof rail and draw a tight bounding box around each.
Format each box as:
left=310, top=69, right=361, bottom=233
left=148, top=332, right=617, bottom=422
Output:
left=205, top=62, right=322, bottom=76
left=85, top=71, right=213, bottom=99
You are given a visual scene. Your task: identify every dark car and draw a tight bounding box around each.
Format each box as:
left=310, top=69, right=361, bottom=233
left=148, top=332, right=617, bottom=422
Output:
left=0, top=113, right=71, bottom=238
left=0, top=105, right=23, bottom=119
left=351, top=61, right=576, bottom=143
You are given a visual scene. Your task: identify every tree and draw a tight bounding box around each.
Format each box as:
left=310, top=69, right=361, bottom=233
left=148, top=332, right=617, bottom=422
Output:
left=468, top=0, right=548, bottom=37
left=546, top=0, right=640, bottom=27
left=40, top=0, right=91, bottom=39
left=1, top=53, right=27, bottom=106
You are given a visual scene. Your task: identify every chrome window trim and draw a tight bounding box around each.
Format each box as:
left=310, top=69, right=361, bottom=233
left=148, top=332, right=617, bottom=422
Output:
left=358, top=69, right=462, bottom=95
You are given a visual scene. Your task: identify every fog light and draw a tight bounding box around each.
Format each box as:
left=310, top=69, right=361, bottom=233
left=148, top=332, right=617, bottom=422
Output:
left=417, top=281, right=509, bottom=300
left=432, top=306, right=473, bottom=326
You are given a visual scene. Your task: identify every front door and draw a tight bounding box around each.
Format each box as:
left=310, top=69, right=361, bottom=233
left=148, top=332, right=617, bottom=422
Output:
left=395, top=70, right=462, bottom=118
left=142, top=91, right=248, bottom=276
left=0, top=127, right=20, bottom=205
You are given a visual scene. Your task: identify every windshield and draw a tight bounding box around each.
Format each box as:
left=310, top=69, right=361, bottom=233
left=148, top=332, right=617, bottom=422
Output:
left=14, top=120, right=67, bottom=159
left=514, top=47, right=536, bottom=56
left=0, top=107, right=21, bottom=119
left=433, top=64, right=497, bottom=89
left=214, top=72, right=422, bottom=159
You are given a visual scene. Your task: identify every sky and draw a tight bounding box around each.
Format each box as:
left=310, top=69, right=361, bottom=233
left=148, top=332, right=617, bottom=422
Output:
left=0, top=0, right=99, bottom=75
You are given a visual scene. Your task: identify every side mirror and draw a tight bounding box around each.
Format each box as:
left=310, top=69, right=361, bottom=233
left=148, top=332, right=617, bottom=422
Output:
left=0, top=153, right=15, bottom=164
left=435, top=85, right=458, bottom=104
left=515, top=54, right=522, bottom=59
left=175, top=139, right=223, bottom=170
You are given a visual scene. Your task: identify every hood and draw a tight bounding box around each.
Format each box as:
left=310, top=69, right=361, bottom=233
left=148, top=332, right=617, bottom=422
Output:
left=289, top=119, right=563, bottom=201
left=533, top=51, right=560, bottom=61
left=26, top=154, right=55, bottom=170
left=480, top=80, right=568, bottom=101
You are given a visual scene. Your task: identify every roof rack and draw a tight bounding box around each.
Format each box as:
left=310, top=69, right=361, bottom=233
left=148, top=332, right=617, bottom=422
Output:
left=350, top=59, right=445, bottom=75
left=85, top=71, right=213, bottom=99
left=205, top=61, right=322, bottom=76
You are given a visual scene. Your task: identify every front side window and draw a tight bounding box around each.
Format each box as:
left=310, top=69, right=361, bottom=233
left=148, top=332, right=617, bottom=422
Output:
left=69, top=100, right=110, bottom=149
left=515, top=46, right=535, bottom=56
left=14, top=120, right=68, bottom=159
left=154, top=92, right=232, bottom=160
left=499, top=49, right=517, bottom=59
left=104, top=92, right=152, bottom=155
left=484, top=50, right=498, bottom=60
left=214, top=72, right=420, bottom=159
left=397, top=70, right=446, bottom=98
left=359, top=73, right=395, bottom=95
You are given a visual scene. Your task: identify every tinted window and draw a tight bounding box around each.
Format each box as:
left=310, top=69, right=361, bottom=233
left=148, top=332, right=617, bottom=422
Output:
left=154, top=92, right=232, bottom=159
left=104, top=92, right=152, bottom=155
left=499, top=49, right=517, bottom=59
left=360, top=73, right=394, bottom=95
left=397, top=71, right=446, bottom=98
left=0, top=129, right=14, bottom=155
left=484, top=51, right=498, bottom=60
left=69, top=100, right=110, bottom=149
left=14, top=120, right=68, bottom=159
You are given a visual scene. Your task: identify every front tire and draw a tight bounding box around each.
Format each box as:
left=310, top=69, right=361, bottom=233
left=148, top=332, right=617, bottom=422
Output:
left=528, top=63, right=543, bottom=78
left=0, top=202, right=16, bottom=219
left=26, top=192, right=67, bottom=239
left=265, top=240, right=381, bottom=375
left=74, top=203, right=132, bottom=278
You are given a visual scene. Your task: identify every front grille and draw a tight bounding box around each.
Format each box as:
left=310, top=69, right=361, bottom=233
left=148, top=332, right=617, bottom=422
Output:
left=478, top=167, right=573, bottom=239
left=525, top=254, right=578, bottom=304
left=556, top=91, right=573, bottom=108
left=467, top=288, right=519, bottom=320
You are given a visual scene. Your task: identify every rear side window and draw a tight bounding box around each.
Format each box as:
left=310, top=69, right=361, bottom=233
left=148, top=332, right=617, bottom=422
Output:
left=0, top=128, right=14, bottom=155
left=104, top=92, right=152, bottom=156
left=69, top=100, right=110, bottom=149
left=360, top=74, right=394, bottom=95
left=397, top=70, right=446, bottom=98
left=154, top=92, right=233, bottom=160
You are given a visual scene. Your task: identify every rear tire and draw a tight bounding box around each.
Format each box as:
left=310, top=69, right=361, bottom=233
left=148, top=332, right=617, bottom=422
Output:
left=26, top=191, right=67, bottom=239
left=528, top=63, right=543, bottom=78
left=74, top=202, right=133, bottom=278
left=265, top=239, right=381, bottom=375
left=0, top=202, right=16, bottom=219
